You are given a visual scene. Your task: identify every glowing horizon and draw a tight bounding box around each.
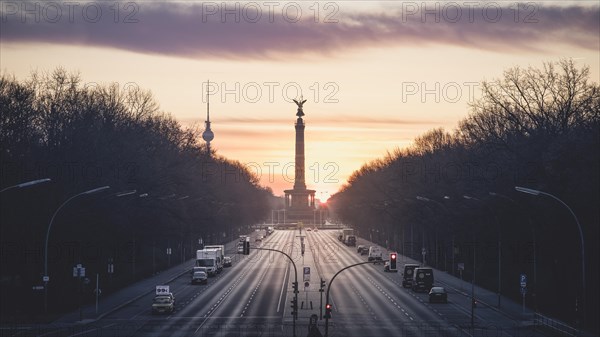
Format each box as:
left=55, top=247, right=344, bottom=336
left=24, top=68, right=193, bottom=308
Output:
left=1, top=1, right=598, bottom=197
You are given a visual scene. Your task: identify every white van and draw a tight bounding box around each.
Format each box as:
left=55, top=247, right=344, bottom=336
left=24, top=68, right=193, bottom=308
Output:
left=368, top=246, right=383, bottom=263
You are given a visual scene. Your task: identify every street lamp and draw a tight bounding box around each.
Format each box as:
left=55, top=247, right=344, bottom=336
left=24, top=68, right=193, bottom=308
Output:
left=415, top=196, right=451, bottom=272
left=115, top=190, right=137, bottom=197
left=463, top=195, right=502, bottom=308
left=43, top=185, right=110, bottom=313
left=515, top=186, right=586, bottom=327
left=489, top=191, right=538, bottom=311
left=460, top=195, right=482, bottom=329
left=0, top=178, right=51, bottom=193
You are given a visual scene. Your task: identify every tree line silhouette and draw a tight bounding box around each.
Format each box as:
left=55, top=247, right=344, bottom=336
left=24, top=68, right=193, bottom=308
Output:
left=328, top=60, right=599, bottom=332
left=0, top=68, right=279, bottom=320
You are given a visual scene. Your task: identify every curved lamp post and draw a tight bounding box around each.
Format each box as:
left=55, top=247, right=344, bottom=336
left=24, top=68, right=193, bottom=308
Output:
left=43, top=185, right=110, bottom=313
left=0, top=178, right=51, bottom=193
left=515, top=186, right=586, bottom=327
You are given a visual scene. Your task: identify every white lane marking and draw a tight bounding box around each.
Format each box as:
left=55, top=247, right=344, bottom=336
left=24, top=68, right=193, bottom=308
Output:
left=277, top=260, right=290, bottom=313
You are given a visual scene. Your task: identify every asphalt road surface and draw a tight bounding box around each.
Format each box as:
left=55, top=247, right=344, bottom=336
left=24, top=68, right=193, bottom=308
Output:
left=5, top=229, right=545, bottom=337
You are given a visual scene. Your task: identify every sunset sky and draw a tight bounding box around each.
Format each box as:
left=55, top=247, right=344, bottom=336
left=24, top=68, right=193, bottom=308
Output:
left=2, top=1, right=598, bottom=199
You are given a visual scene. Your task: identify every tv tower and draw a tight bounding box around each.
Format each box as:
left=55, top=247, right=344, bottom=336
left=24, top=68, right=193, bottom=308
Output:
left=202, top=80, right=214, bottom=153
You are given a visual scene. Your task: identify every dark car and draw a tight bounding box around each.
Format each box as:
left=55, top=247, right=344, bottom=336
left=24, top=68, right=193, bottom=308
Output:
left=412, top=267, right=434, bottom=292
left=429, top=287, right=448, bottom=303
left=357, top=245, right=366, bottom=253
left=402, top=264, right=420, bottom=288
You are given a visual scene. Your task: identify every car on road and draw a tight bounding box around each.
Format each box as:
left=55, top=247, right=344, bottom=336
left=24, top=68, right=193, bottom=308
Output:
left=429, top=287, right=448, bottom=303
left=368, top=246, right=383, bottom=263
left=255, top=236, right=263, bottom=242
left=357, top=245, right=366, bottom=254
left=314, top=228, right=318, bottom=232
left=306, top=228, right=312, bottom=231
left=191, top=269, right=208, bottom=284
left=224, top=256, right=232, bottom=267
left=152, top=294, right=175, bottom=314
left=402, top=264, right=420, bottom=288
left=412, top=267, right=434, bottom=292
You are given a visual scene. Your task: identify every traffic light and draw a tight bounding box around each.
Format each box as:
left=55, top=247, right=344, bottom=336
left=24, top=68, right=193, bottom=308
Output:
left=320, top=278, right=326, bottom=292
left=390, top=252, right=397, bottom=271
left=324, top=303, right=332, bottom=319
left=292, top=281, right=298, bottom=294
left=290, top=298, right=297, bottom=317
left=243, top=240, right=250, bottom=255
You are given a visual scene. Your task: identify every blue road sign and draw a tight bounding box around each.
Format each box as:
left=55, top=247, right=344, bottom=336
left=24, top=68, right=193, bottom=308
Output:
left=520, top=274, right=527, bottom=288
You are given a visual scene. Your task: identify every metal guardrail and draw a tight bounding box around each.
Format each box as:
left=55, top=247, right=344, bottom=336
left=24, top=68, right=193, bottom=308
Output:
left=533, top=312, right=580, bottom=337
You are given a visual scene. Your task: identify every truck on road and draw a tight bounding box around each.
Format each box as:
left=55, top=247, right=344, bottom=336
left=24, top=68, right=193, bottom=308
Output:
left=196, top=249, right=219, bottom=276
left=342, top=228, right=354, bottom=244
left=204, top=245, right=225, bottom=272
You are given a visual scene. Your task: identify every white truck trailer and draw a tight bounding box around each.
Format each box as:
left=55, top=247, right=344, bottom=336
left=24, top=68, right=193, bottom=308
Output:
left=196, top=249, right=219, bottom=276
left=203, top=245, right=224, bottom=272
left=342, top=228, right=355, bottom=244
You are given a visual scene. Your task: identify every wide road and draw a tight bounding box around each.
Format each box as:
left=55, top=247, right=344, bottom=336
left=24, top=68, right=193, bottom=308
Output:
left=16, top=229, right=542, bottom=337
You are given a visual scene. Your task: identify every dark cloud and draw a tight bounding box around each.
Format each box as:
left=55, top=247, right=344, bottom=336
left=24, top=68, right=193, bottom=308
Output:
left=1, top=1, right=598, bottom=59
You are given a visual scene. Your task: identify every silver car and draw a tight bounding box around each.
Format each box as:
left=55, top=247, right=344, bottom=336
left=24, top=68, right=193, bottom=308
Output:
left=191, top=270, right=208, bottom=284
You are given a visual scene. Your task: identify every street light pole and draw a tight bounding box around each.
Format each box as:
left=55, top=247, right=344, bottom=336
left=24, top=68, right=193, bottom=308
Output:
left=463, top=195, right=502, bottom=308
left=0, top=178, right=51, bottom=193
left=515, top=186, right=586, bottom=327
left=489, top=191, right=538, bottom=311
left=325, top=260, right=379, bottom=337
left=415, top=196, right=450, bottom=270
left=253, top=247, right=298, bottom=337
left=43, top=185, right=110, bottom=313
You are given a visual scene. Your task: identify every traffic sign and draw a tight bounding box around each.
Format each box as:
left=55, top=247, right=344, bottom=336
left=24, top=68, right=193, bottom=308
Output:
left=520, top=274, right=527, bottom=288
left=457, top=263, right=464, bottom=271
left=42, top=276, right=49, bottom=282
left=156, top=285, right=170, bottom=295
left=304, top=281, right=310, bottom=288
left=303, top=267, right=310, bottom=282
left=73, top=265, right=86, bottom=277
left=520, top=287, right=527, bottom=295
